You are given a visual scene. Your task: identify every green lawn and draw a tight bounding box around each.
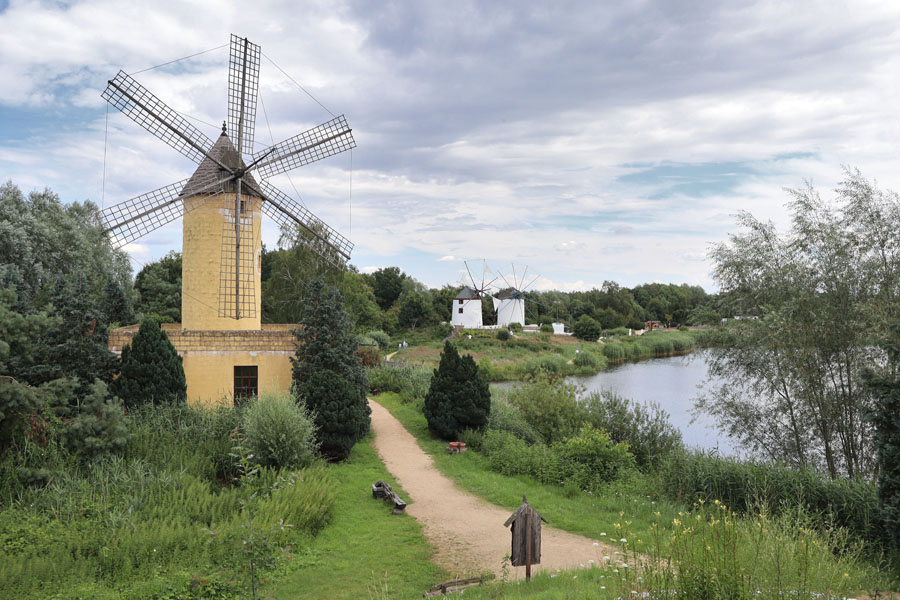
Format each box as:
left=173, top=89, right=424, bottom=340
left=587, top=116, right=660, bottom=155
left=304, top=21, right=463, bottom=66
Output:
left=269, top=436, right=445, bottom=599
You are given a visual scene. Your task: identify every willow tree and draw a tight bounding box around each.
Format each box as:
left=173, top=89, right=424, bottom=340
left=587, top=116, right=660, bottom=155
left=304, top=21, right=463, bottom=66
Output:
left=697, top=169, right=900, bottom=479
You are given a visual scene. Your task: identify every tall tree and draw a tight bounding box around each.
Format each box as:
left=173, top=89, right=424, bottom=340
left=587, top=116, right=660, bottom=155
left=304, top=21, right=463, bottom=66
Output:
left=292, top=278, right=370, bottom=460
left=0, top=181, right=133, bottom=310
left=110, top=317, right=186, bottom=407
left=371, top=266, right=406, bottom=311
left=424, top=342, right=491, bottom=439
left=134, top=251, right=181, bottom=323
left=698, top=170, right=900, bottom=478
left=102, top=274, right=136, bottom=326
left=33, top=272, right=118, bottom=392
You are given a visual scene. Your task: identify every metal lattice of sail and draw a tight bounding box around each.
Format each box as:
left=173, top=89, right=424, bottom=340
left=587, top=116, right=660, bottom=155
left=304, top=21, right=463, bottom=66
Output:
left=99, top=34, right=356, bottom=319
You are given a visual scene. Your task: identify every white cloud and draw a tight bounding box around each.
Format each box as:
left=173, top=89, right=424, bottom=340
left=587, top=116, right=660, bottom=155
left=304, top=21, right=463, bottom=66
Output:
left=5, top=1, right=900, bottom=292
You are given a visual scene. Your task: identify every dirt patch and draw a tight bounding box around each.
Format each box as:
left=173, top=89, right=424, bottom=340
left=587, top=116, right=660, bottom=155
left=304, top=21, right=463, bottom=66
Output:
left=368, top=399, right=620, bottom=580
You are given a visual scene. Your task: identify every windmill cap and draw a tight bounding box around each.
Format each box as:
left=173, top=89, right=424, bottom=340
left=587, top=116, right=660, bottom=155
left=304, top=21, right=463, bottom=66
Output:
left=182, top=132, right=260, bottom=196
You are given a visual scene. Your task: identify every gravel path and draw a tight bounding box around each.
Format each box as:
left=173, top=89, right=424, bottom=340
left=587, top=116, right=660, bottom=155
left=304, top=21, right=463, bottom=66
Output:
left=368, top=398, right=619, bottom=579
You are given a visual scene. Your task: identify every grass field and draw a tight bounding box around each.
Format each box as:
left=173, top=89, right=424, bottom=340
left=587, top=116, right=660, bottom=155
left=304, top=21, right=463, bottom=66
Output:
left=387, top=329, right=696, bottom=381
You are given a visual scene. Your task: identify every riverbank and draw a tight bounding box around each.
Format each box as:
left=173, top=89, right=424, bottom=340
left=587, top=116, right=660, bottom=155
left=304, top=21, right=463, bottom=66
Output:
left=386, top=329, right=698, bottom=382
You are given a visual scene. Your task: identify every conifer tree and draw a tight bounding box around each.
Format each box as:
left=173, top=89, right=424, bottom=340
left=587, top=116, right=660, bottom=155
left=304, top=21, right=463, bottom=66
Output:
left=864, top=325, right=900, bottom=547
left=110, top=317, right=186, bottom=407
left=102, top=275, right=135, bottom=326
left=292, top=277, right=370, bottom=460
left=424, top=341, right=490, bottom=440
left=36, top=272, right=117, bottom=392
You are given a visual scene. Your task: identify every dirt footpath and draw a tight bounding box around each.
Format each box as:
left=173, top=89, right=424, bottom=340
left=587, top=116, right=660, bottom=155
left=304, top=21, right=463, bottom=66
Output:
left=368, top=399, right=619, bottom=579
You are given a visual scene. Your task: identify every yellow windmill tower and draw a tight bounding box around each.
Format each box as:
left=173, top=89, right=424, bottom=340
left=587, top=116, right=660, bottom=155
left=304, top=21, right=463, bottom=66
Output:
left=103, top=35, right=355, bottom=406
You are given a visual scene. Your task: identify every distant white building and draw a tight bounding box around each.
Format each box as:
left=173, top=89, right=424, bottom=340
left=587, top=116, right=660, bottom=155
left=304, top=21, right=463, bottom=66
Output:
left=451, top=287, right=484, bottom=328
left=495, top=287, right=525, bottom=328
left=552, top=322, right=565, bottom=335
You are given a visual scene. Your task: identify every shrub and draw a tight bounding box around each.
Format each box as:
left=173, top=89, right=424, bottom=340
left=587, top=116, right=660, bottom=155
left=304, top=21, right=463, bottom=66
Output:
left=601, top=343, right=626, bottom=361
left=366, top=329, right=391, bottom=349
left=540, top=323, right=553, bottom=333
left=479, top=426, right=636, bottom=493
left=496, top=328, right=510, bottom=341
left=56, top=380, right=129, bottom=460
left=608, top=326, right=629, bottom=337
left=367, top=364, right=431, bottom=400
left=424, top=341, right=491, bottom=440
left=296, top=369, right=368, bottom=461
left=552, top=424, right=636, bottom=491
left=509, top=322, right=523, bottom=332
left=110, top=317, right=186, bottom=407
left=506, top=381, right=585, bottom=444
left=480, top=429, right=556, bottom=481
left=242, top=394, right=318, bottom=470
left=572, top=350, right=599, bottom=368
left=572, top=315, right=601, bottom=341
left=517, top=353, right=569, bottom=380
left=486, top=395, right=543, bottom=445
left=355, top=346, right=381, bottom=367
left=582, top=390, right=682, bottom=468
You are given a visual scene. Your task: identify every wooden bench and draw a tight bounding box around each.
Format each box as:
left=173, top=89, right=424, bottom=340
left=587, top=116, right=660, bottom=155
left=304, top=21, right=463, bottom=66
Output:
left=372, top=480, right=407, bottom=514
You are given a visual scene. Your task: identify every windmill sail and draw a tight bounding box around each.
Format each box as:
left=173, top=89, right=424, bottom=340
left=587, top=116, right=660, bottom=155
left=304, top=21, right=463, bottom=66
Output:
left=102, top=71, right=216, bottom=165
left=250, top=115, right=355, bottom=180
left=227, top=34, right=260, bottom=156
left=100, top=34, right=356, bottom=321
left=100, top=172, right=224, bottom=246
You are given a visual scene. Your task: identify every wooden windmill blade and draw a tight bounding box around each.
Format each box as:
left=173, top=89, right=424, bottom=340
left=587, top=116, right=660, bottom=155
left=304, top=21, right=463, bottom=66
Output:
left=102, top=71, right=218, bottom=165
left=249, top=115, right=356, bottom=180
left=100, top=172, right=226, bottom=247
left=255, top=180, right=353, bottom=266
left=227, top=34, right=260, bottom=156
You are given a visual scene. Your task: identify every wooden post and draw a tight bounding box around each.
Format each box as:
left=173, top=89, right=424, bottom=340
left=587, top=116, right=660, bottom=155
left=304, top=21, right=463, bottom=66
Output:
left=524, top=508, right=532, bottom=580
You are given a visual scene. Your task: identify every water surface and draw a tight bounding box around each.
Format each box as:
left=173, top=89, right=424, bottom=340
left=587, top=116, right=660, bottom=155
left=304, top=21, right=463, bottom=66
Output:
left=565, top=352, right=734, bottom=455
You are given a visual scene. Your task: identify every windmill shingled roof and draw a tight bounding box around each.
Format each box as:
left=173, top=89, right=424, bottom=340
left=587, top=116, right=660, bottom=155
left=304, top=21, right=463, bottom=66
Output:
left=455, top=287, right=481, bottom=299
left=495, top=287, right=523, bottom=300
left=182, top=132, right=260, bottom=196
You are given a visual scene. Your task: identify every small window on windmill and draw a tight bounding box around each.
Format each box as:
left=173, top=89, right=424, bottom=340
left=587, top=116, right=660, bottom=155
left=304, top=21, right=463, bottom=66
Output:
left=458, top=299, right=464, bottom=305
left=234, top=365, right=258, bottom=405
left=458, top=308, right=463, bottom=314
left=239, top=199, right=247, bottom=213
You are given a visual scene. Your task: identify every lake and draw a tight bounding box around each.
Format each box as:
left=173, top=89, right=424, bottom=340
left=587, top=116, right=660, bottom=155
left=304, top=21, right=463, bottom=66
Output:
left=565, top=351, right=734, bottom=455
left=493, top=351, right=735, bottom=454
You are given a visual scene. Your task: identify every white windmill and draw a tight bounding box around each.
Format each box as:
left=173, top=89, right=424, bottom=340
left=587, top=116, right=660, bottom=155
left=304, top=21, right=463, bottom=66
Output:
left=494, top=265, right=540, bottom=328
left=451, top=260, right=496, bottom=329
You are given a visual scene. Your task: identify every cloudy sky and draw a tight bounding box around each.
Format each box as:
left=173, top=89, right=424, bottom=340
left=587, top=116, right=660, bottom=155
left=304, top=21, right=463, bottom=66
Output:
left=2, top=0, right=900, bottom=292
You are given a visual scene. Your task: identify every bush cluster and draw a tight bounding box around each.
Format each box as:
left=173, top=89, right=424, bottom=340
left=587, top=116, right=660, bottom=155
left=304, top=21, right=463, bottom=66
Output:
left=480, top=425, right=635, bottom=493
left=367, top=364, right=432, bottom=403
left=366, top=329, right=391, bottom=349
left=582, top=390, right=683, bottom=468
left=242, top=394, right=318, bottom=470
left=496, top=328, right=510, bottom=341
left=572, top=350, right=599, bottom=368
